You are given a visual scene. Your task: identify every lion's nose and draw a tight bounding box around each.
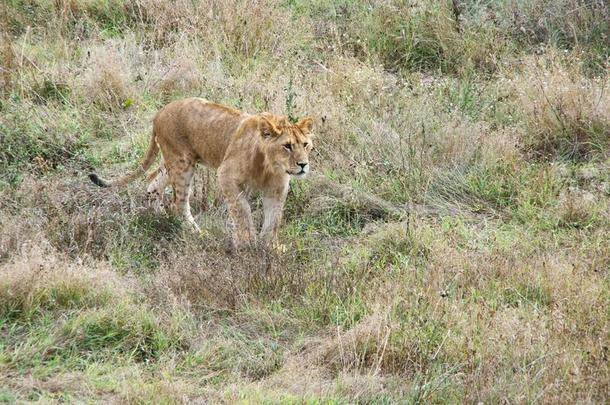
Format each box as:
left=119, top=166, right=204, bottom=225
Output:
left=297, top=162, right=308, bottom=169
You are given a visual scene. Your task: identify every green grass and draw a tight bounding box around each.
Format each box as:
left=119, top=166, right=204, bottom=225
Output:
left=109, top=210, right=182, bottom=273
left=1, top=0, right=609, bottom=402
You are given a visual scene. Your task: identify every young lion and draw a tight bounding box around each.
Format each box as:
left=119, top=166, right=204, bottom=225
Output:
left=89, top=97, right=314, bottom=247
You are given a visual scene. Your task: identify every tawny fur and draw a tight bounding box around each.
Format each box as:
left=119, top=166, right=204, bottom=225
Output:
left=89, top=97, right=314, bottom=247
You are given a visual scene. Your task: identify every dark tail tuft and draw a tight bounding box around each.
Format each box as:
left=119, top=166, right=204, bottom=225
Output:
left=89, top=173, right=109, bottom=187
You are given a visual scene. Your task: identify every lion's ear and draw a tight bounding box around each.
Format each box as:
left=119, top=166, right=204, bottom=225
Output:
left=297, top=117, right=314, bottom=133
left=258, top=114, right=281, bottom=139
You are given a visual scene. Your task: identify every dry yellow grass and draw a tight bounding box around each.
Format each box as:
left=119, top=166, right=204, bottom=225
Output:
left=512, top=52, right=610, bottom=159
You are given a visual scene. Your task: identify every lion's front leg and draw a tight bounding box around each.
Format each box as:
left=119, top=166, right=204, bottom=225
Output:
left=227, top=194, right=255, bottom=247
left=260, top=187, right=288, bottom=247
left=221, top=181, right=255, bottom=248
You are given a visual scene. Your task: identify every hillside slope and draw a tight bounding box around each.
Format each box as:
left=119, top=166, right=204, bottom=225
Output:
left=1, top=1, right=609, bottom=402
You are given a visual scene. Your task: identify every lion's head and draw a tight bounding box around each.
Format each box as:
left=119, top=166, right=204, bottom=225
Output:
left=258, top=113, right=314, bottom=179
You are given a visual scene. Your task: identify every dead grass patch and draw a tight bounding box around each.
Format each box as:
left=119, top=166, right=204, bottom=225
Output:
left=83, top=43, right=134, bottom=111
left=512, top=54, right=610, bottom=160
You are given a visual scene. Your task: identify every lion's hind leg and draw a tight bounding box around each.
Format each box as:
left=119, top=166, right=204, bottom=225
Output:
left=146, top=161, right=169, bottom=212
left=168, top=159, right=200, bottom=233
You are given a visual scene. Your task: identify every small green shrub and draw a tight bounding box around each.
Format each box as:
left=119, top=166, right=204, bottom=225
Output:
left=61, top=303, right=172, bottom=361
left=363, top=2, right=461, bottom=73
left=0, top=102, right=90, bottom=188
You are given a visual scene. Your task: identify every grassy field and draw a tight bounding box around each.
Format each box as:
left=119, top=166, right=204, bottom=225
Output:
left=1, top=0, right=609, bottom=403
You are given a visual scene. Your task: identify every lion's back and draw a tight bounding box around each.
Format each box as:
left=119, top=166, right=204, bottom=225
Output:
left=153, top=98, right=249, bottom=168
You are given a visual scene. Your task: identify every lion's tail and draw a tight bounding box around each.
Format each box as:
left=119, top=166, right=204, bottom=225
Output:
left=89, top=130, right=159, bottom=188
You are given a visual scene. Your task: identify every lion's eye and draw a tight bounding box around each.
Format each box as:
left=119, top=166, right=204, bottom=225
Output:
left=283, top=143, right=292, bottom=151
left=303, top=142, right=309, bottom=148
